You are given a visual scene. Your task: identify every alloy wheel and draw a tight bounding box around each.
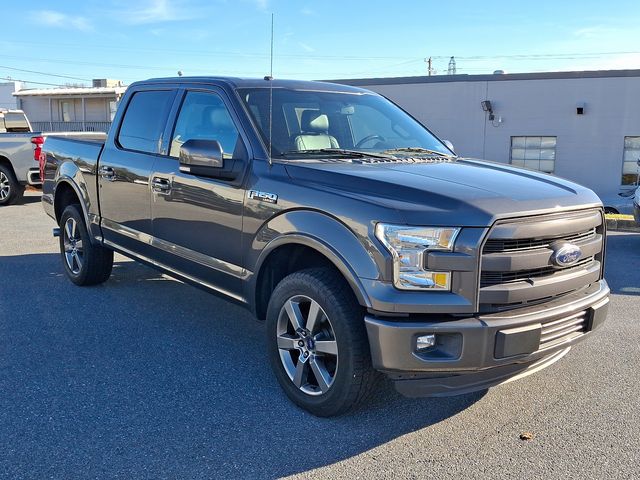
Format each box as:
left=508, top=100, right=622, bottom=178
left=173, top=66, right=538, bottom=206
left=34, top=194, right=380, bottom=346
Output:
left=0, top=172, right=10, bottom=200
left=63, top=217, right=84, bottom=274
left=276, top=295, right=339, bottom=396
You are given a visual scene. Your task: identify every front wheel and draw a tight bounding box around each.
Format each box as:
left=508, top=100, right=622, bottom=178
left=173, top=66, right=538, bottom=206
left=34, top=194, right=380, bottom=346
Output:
left=59, top=204, right=114, bottom=286
left=266, top=268, right=378, bottom=416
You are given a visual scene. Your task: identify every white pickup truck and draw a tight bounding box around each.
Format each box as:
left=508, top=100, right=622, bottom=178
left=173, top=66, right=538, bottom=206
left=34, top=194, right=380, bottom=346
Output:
left=0, top=110, right=41, bottom=205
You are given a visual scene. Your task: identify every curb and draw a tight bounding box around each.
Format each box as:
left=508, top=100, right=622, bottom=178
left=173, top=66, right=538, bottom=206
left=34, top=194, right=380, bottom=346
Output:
left=606, top=218, right=640, bottom=233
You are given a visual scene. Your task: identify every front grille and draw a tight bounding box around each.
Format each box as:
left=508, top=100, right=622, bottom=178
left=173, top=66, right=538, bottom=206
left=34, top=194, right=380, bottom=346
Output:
left=479, top=209, right=604, bottom=313
left=483, top=228, right=596, bottom=253
left=480, top=256, right=595, bottom=288
left=539, top=311, right=588, bottom=350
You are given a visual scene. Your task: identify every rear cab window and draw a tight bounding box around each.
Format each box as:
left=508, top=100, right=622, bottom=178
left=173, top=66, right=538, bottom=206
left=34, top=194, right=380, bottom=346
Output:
left=117, top=90, right=175, bottom=154
left=0, top=112, right=31, bottom=133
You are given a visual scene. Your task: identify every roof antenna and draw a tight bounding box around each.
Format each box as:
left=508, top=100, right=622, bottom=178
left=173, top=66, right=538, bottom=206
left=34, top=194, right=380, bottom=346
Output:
left=264, top=13, right=274, bottom=165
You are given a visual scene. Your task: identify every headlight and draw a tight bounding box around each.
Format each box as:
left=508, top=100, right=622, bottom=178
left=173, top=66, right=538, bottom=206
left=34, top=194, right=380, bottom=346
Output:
left=375, top=224, right=460, bottom=291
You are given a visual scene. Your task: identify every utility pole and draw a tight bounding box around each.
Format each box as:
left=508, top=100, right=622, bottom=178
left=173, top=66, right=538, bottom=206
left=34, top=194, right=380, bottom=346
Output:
left=447, top=56, right=456, bottom=75
left=424, top=57, right=435, bottom=76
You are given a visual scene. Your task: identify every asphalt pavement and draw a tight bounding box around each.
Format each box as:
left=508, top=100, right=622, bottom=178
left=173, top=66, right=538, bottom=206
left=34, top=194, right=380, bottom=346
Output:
left=1, top=191, right=639, bottom=479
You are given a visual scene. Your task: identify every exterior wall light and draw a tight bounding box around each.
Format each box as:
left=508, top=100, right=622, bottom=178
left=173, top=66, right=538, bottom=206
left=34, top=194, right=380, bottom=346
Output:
left=481, top=100, right=495, bottom=120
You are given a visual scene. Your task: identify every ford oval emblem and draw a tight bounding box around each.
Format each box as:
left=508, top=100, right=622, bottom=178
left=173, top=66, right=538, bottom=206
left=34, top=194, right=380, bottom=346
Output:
left=552, top=243, right=582, bottom=267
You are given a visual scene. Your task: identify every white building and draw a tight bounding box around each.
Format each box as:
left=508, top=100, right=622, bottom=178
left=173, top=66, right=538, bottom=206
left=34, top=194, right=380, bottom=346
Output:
left=0, top=81, right=23, bottom=110
left=13, top=79, right=127, bottom=133
left=335, top=69, right=640, bottom=211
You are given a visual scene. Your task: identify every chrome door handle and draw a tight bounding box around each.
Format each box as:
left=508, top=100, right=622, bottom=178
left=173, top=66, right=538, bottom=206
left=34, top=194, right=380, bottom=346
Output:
left=151, top=177, right=171, bottom=194
left=98, top=166, right=116, bottom=181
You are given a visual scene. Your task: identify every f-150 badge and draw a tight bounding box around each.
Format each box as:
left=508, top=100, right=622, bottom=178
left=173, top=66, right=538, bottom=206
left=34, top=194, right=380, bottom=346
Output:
left=248, top=190, right=278, bottom=204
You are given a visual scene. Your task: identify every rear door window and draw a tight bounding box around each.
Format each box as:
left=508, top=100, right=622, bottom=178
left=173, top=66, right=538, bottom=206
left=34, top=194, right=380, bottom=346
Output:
left=118, top=90, right=175, bottom=154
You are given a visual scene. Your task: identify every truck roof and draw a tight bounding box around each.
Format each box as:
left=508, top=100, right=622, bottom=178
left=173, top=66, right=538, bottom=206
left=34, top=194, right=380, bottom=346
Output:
left=135, top=76, right=370, bottom=94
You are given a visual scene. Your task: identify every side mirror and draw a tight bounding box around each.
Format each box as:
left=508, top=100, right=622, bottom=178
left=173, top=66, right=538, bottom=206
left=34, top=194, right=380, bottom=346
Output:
left=443, top=140, right=455, bottom=153
left=179, top=139, right=224, bottom=175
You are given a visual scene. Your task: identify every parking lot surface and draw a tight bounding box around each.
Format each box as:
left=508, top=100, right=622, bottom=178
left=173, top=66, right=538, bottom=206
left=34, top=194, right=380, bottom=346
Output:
left=1, top=192, right=639, bottom=479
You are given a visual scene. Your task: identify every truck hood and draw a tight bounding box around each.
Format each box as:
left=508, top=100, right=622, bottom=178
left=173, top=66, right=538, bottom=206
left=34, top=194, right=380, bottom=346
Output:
left=284, top=158, right=603, bottom=226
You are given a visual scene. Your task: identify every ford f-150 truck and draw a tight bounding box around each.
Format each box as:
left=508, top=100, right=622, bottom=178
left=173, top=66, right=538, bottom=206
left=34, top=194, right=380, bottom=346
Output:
left=41, top=77, right=609, bottom=416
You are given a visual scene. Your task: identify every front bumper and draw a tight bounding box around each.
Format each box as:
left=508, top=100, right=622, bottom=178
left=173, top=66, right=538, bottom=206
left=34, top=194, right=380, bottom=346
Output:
left=365, top=280, right=609, bottom=397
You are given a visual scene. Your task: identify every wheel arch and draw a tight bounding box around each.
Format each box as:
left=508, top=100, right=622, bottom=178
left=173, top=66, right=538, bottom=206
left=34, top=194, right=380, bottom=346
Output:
left=53, top=177, right=91, bottom=228
left=250, top=210, right=380, bottom=320
left=0, top=155, right=18, bottom=179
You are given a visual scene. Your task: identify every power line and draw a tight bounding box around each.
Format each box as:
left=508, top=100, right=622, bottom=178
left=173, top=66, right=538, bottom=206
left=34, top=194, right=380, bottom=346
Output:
left=5, top=39, right=640, bottom=62
left=0, top=54, right=216, bottom=74
left=3, top=40, right=421, bottom=61
left=0, top=77, right=67, bottom=87
left=431, top=51, right=640, bottom=61
left=2, top=48, right=639, bottom=87
left=0, top=53, right=425, bottom=78
left=0, top=65, right=91, bottom=82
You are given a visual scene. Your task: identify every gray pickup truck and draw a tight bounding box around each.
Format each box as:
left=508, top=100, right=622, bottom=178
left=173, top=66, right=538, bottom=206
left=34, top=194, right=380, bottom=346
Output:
left=41, top=77, right=609, bottom=416
left=0, top=109, right=42, bottom=205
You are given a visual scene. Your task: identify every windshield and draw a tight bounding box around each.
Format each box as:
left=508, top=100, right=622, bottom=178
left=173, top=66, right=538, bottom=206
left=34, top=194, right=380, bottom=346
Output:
left=237, top=87, right=452, bottom=160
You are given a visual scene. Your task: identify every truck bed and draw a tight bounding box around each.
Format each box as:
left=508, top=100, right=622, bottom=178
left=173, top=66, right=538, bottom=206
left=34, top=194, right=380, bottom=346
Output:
left=41, top=135, right=106, bottom=225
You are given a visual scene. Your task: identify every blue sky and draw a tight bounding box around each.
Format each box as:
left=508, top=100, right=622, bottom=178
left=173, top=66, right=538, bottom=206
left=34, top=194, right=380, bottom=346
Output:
left=2, top=0, right=640, bottom=88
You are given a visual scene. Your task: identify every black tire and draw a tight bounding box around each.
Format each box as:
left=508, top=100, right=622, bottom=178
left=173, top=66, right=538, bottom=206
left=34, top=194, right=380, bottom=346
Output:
left=59, top=204, right=114, bottom=286
left=0, top=164, right=24, bottom=206
left=266, top=268, right=378, bottom=417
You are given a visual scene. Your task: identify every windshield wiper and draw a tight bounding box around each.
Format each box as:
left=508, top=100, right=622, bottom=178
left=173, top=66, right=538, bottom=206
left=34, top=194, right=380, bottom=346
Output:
left=281, top=148, right=394, bottom=160
left=382, top=147, right=454, bottom=157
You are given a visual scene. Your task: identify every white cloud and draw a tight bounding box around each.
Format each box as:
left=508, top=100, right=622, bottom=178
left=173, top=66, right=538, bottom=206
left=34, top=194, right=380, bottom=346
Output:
left=254, top=0, right=268, bottom=10
left=298, top=42, right=315, bottom=53
left=36, top=10, right=92, bottom=31
left=572, top=25, right=616, bottom=40
left=117, top=0, right=197, bottom=25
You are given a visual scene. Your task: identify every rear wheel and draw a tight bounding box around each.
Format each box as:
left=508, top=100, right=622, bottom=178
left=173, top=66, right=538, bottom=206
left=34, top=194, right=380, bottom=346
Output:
left=59, top=204, right=114, bottom=286
left=266, top=268, right=378, bottom=417
left=0, top=164, right=24, bottom=206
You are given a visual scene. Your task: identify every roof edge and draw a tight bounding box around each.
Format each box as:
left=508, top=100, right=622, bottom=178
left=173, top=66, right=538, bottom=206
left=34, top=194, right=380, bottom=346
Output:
left=13, top=86, right=128, bottom=97
left=328, top=69, right=640, bottom=86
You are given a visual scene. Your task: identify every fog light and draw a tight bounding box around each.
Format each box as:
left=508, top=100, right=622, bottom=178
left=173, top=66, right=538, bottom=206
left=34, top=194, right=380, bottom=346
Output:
left=416, top=334, right=436, bottom=351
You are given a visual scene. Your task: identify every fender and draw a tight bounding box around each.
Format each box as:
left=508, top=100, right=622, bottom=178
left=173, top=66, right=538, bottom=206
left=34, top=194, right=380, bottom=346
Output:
left=52, top=160, right=103, bottom=244
left=248, top=210, right=382, bottom=309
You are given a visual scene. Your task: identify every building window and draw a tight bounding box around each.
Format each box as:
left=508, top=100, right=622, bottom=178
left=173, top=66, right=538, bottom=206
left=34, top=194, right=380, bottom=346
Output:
left=622, top=137, right=640, bottom=186
left=61, top=101, right=72, bottom=122
left=510, top=136, right=556, bottom=173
